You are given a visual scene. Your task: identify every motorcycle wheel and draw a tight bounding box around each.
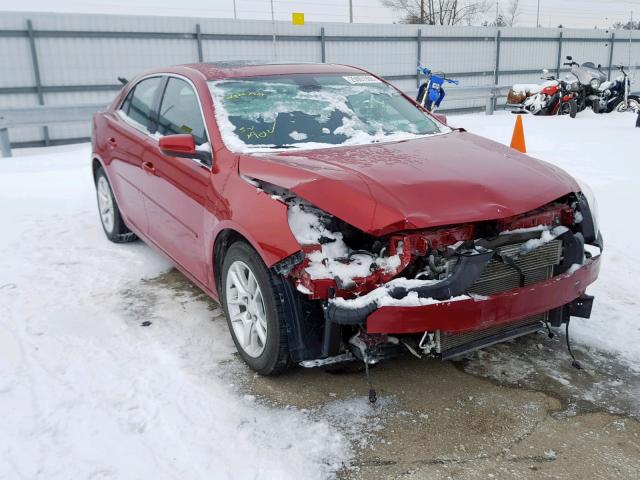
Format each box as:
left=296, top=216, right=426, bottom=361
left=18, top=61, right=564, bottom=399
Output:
left=614, top=96, right=640, bottom=113
left=416, top=84, right=428, bottom=107
left=570, top=100, right=578, bottom=118
left=611, top=95, right=640, bottom=112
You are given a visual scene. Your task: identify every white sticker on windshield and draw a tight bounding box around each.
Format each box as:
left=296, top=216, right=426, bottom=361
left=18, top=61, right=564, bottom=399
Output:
left=342, top=75, right=381, bottom=85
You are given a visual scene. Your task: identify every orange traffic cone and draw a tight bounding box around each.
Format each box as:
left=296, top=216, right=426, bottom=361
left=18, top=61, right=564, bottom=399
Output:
left=510, top=115, right=527, bottom=153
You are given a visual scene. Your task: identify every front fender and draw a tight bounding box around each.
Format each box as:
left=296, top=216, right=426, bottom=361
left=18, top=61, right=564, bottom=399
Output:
left=208, top=173, right=302, bottom=292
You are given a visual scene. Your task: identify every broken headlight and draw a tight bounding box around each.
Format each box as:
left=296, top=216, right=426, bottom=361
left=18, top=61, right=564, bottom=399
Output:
left=577, top=178, right=599, bottom=240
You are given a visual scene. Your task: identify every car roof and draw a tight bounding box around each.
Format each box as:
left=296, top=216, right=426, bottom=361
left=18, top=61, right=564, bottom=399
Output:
left=180, top=61, right=367, bottom=81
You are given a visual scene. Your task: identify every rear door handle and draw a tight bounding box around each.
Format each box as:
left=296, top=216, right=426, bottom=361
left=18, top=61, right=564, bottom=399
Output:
left=142, top=161, right=156, bottom=175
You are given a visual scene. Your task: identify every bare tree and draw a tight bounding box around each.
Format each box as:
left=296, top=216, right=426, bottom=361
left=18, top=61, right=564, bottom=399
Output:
left=506, top=0, right=520, bottom=26
left=612, top=20, right=640, bottom=30
left=382, top=0, right=491, bottom=26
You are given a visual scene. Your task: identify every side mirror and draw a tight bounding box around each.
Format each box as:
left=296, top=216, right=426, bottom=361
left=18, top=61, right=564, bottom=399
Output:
left=159, top=134, right=212, bottom=167
left=566, top=55, right=573, bottom=61
left=433, top=113, right=447, bottom=124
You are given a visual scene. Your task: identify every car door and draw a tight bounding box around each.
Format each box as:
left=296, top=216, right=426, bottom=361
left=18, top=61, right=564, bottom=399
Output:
left=105, top=76, right=163, bottom=234
left=142, top=76, right=211, bottom=284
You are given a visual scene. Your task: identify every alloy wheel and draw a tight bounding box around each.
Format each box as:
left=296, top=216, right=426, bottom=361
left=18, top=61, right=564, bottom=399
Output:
left=225, top=260, right=268, bottom=358
left=97, top=176, right=115, bottom=234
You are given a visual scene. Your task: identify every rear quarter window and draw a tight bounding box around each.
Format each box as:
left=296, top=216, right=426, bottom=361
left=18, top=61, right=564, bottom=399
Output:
left=120, top=76, right=162, bottom=132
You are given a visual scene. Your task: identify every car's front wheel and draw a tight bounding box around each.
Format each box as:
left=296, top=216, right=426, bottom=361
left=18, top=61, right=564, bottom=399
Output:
left=220, top=241, right=291, bottom=375
left=95, top=166, right=137, bottom=243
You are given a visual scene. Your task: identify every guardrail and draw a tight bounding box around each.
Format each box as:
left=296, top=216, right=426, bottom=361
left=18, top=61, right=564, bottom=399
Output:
left=0, top=87, right=510, bottom=157
left=0, top=104, right=105, bottom=157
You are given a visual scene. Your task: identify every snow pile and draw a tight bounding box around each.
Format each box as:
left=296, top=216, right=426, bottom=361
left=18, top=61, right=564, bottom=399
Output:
left=511, top=84, right=542, bottom=95
left=455, top=109, right=640, bottom=369
left=519, top=225, right=568, bottom=254
left=0, top=146, right=350, bottom=480
left=285, top=197, right=401, bottom=286
left=329, top=275, right=470, bottom=310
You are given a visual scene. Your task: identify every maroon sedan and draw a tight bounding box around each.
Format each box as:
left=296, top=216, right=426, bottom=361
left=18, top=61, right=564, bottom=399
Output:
left=92, top=61, right=602, bottom=376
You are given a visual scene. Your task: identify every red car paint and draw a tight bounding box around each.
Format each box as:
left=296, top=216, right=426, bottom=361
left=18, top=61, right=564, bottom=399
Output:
left=241, top=133, right=579, bottom=236
left=92, top=62, right=594, bottom=339
left=367, top=255, right=600, bottom=334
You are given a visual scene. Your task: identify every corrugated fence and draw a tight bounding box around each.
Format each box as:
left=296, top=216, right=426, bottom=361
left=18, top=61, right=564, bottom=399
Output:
left=1, top=11, right=638, bottom=148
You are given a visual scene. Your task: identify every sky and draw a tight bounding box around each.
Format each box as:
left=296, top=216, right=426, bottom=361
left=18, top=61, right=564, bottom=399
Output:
left=0, top=0, right=638, bottom=29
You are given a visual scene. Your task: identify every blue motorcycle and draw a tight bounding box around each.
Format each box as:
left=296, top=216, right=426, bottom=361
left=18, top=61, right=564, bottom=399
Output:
left=416, top=66, right=459, bottom=112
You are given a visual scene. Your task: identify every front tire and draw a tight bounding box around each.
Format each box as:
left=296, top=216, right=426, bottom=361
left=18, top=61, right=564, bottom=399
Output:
left=95, top=166, right=137, bottom=243
left=614, top=95, right=640, bottom=113
left=220, top=241, right=291, bottom=375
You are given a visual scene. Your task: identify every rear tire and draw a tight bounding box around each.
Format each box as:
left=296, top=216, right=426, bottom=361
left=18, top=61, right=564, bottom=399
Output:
left=220, top=241, right=292, bottom=375
left=95, top=166, right=137, bottom=243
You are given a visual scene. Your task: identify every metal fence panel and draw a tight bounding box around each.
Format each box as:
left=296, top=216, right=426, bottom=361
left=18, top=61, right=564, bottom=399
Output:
left=1, top=10, right=639, bottom=147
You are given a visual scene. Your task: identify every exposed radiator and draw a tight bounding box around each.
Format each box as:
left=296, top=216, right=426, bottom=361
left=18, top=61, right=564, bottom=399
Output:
left=469, top=239, right=562, bottom=296
left=436, top=239, right=562, bottom=359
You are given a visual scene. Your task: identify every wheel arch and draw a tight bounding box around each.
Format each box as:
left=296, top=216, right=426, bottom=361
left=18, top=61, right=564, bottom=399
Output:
left=211, top=225, right=324, bottom=364
left=91, top=156, right=104, bottom=183
left=212, top=227, right=250, bottom=296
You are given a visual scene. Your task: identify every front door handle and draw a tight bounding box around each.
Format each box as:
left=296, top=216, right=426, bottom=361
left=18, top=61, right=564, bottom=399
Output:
left=107, top=137, right=117, bottom=147
left=142, top=161, right=156, bottom=175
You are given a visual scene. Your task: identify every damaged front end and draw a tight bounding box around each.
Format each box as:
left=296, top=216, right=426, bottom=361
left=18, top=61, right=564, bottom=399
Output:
left=251, top=175, right=602, bottom=370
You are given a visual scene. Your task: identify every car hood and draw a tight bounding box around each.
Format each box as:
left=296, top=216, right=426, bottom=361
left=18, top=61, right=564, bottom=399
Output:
left=239, top=130, right=579, bottom=236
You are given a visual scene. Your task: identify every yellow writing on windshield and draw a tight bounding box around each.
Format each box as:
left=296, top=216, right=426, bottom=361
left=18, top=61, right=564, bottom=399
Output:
left=225, top=91, right=266, bottom=101
left=238, top=118, right=277, bottom=140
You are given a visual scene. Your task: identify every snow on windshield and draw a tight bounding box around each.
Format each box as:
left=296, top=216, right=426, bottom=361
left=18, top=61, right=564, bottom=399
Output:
left=208, top=74, right=449, bottom=152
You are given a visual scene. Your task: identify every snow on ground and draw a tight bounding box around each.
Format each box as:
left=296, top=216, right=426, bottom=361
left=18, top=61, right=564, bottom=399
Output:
left=454, top=109, right=640, bottom=369
left=0, top=145, right=349, bottom=480
left=1, top=109, right=639, bottom=479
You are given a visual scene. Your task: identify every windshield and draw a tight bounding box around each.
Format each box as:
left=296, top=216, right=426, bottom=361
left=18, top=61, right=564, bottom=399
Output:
left=208, top=74, right=449, bottom=152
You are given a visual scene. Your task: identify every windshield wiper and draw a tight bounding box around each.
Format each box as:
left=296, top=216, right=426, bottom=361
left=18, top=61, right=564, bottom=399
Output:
left=265, top=145, right=299, bottom=149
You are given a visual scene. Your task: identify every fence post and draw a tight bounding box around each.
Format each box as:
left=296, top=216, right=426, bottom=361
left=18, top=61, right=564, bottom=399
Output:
left=0, top=128, right=11, bottom=158
left=320, top=27, right=326, bottom=63
left=196, top=24, right=203, bottom=62
left=416, top=28, right=422, bottom=89
left=607, top=32, right=615, bottom=80
left=26, top=19, right=49, bottom=147
left=556, top=30, right=563, bottom=77
left=492, top=29, right=501, bottom=114
left=485, top=95, right=495, bottom=115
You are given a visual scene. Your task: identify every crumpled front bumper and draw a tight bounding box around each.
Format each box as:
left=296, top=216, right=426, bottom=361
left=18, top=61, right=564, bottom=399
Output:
left=365, top=254, right=600, bottom=334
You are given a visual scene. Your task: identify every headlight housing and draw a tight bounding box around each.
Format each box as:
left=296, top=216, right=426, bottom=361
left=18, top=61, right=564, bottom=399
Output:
left=577, top=178, right=599, bottom=240
left=590, top=79, right=601, bottom=89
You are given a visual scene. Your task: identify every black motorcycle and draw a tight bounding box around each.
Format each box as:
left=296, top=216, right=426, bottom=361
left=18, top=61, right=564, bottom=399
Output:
left=592, top=65, right=640, bottom=114
left=563, top=56, right=607, bottom=112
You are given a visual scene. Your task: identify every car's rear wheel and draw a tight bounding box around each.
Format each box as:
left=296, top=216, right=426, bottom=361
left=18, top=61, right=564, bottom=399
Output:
left=95, top=166, right=137, bottom=243
left=220, top=241, right=291, bottom=375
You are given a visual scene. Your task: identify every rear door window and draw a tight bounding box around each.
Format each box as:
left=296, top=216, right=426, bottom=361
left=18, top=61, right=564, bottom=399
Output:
left=157, top=78, right=207, bottom=146
left=120, top=76, right=162, bottom=132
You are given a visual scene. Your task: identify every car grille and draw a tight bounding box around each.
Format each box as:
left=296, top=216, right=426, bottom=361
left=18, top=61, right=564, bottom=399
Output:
left=437, top=313, right=547, bottom=359
left=436, top=239, right=562, bottom=359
